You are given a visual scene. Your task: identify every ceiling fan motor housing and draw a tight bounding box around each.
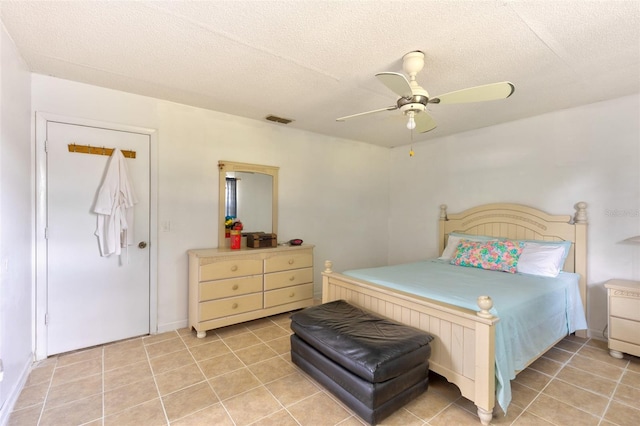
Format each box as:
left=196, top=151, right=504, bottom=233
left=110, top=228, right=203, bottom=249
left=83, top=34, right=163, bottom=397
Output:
left=398, top=95, right=428, bottom=114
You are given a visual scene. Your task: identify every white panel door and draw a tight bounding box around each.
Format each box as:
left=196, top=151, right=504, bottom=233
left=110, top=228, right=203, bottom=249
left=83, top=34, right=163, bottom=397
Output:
left=46, top=121, right=150, bottom=355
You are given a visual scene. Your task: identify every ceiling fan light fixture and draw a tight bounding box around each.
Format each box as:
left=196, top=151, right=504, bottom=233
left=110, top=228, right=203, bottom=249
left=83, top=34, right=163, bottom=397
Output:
left=406, top=111, right=416, bottom=130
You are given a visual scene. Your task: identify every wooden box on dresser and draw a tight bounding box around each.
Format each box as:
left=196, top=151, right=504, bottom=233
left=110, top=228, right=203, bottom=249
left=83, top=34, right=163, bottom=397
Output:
left=605, top=279, right=640, bottom=358
left=188, top=245, right=315, bottom=338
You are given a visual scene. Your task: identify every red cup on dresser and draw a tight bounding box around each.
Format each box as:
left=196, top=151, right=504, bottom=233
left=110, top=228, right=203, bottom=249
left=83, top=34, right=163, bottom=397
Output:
left=230, top=229, right=241, bottom=250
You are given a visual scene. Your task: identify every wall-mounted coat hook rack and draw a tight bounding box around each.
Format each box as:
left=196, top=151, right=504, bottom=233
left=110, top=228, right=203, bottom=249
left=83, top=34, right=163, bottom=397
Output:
left=68, top=143, right=136, bottom=159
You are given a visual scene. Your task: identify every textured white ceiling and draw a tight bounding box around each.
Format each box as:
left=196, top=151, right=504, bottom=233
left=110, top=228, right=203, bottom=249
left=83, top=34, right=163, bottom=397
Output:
left=1, top=0, right=639, bottom=147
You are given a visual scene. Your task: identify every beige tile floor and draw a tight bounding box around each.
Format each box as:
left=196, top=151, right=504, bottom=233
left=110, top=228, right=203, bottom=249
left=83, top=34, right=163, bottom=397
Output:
left=8, top=311, right=640, bottom=426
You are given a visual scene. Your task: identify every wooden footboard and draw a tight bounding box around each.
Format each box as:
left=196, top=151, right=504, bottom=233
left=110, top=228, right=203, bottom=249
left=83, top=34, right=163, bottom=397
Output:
left=322, top=261, right=498, bottom=425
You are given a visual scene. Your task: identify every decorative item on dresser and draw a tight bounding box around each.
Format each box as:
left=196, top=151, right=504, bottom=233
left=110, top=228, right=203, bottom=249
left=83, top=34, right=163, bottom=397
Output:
left=605, top=279, right=640, bottom=358
left=188, top=245, right=314, bottom=338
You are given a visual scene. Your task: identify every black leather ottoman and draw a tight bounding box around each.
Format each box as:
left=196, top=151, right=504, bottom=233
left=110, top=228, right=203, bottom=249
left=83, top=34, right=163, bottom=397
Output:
left=290, top=300, right=434, bottom=425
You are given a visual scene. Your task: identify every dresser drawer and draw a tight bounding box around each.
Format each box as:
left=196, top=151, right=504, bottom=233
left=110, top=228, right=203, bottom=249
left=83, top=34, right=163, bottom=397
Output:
left=610, top=317, right=640, bottom=345
left=200, top=276, right=262, bottom=301
left=265, top=250, right=313, bottom=273
left=264, top=283, right=314, bottom=308
left=199, top=293, right=263, bottom=321
left=264, top=267, right=313, bottom=291
left=610, top=295, right=640, bottom=322
left=200, top=258, right=262, bottom=281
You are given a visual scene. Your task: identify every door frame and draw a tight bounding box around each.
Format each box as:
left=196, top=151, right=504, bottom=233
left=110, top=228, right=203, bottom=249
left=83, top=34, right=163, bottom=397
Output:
left=34, top=112, right=159, bottom=360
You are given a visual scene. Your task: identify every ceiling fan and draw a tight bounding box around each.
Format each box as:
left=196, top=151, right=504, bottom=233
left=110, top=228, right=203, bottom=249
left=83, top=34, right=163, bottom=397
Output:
left=336, top=51, right=515, bottom=133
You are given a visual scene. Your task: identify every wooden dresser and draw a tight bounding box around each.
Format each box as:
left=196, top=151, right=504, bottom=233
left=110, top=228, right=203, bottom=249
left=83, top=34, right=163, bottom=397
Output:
left=605, top=279, right=640, bottom=358
left=188, top=245, right=314, bottom=337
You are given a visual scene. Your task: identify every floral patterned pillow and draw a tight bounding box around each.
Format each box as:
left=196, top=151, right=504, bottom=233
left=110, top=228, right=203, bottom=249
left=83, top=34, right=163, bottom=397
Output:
left=450, top=240, right=524, bottom=273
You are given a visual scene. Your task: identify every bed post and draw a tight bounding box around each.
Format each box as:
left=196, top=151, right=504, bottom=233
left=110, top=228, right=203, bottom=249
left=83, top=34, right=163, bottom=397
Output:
left=574, top=202, right=588, bottom=338
left=322, top=260, right=333, bottom=303
left=474, top=295, right=496, bottom=425
left=439, top=204, right=448, bottom=255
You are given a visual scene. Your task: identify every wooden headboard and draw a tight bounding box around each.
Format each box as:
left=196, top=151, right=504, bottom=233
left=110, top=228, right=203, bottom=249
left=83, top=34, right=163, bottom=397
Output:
left=438, top=202, right=588, bottom=327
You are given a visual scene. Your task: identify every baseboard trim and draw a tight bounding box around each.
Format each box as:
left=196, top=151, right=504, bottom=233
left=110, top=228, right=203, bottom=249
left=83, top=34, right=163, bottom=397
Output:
left=156, top=319, right=188, bottom=334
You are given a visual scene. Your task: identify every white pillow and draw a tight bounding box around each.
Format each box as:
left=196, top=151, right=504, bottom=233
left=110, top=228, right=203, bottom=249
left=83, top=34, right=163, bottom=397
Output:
left=516, top=243, right=567, bottom=277
left=439, top=233, right=497, bottom=260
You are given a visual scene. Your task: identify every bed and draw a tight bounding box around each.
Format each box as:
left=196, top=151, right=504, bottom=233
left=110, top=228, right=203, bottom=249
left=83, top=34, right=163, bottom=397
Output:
left=321, top=202, right=588, bottom=425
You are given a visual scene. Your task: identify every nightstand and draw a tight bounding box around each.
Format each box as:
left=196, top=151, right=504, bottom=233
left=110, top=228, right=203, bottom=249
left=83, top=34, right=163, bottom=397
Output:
left=605, top=279, right=640, bottom=358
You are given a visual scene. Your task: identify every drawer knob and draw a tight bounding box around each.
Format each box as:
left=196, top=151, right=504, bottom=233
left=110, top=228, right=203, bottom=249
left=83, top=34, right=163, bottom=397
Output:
left=288, top=259, right=294, bottom=265
left=289, top=292, right=295, bottom=298
left=289, top=276, right=295, bottom=281
left=232, top=284, right=239, bottom=290
left=231, top=265, right=238, bottom=272
left=232, top=303, right=238, bottom=309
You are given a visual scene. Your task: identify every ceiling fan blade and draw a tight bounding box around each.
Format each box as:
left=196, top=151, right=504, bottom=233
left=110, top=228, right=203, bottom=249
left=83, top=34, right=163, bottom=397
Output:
left=375, top=72, right=412, bottom=98
left=336, top=106, right=397, bottom=121
left=431, top=82, right=515, bottom=104
left=415, top=111, right=437, bottom=133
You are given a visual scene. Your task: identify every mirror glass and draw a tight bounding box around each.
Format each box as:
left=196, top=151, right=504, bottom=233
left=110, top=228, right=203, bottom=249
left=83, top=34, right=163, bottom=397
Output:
left=218, top=161, right=278, bottom=248
left=228, top=171, right=272, bottom=232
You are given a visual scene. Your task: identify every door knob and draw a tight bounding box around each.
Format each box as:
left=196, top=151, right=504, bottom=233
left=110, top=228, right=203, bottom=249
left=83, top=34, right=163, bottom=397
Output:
left=138, top=241, right=147, bottom=249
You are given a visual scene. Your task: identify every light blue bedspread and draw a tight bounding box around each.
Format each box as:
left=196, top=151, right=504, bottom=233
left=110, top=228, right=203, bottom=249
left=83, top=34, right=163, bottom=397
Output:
left=344, top=259, right=587, bottom=413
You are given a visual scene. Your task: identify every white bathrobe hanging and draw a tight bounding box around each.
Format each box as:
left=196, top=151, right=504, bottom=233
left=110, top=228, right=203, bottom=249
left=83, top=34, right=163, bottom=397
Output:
left=94, top=148, right=138, bottom=257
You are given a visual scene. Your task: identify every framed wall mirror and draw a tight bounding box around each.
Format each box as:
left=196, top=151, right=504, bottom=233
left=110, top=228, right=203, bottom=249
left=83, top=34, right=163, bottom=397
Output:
left=218, top=160, right=279, bottom=248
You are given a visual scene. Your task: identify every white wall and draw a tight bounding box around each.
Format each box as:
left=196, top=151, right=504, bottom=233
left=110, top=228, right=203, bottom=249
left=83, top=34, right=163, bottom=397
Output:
left=0, top=23, right=33, bottom=421
left=31, top=75, right=391, bottom=332
left=388, top=94, right=640, bottom=338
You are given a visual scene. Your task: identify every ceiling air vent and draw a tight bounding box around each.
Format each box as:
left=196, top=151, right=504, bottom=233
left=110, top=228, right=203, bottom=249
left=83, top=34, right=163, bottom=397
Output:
left=265, top=115, right=293, bottom=124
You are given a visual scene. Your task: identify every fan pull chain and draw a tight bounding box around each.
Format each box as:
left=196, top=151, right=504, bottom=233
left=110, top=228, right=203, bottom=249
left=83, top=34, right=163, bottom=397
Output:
left=409, top=128, right=415, bottom=157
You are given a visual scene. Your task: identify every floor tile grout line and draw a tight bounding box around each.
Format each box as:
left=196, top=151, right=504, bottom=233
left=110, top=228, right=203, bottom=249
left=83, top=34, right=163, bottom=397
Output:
left=223, top=326, right=281, bottom=365
left=29, top=363, right=105, bottom=424
left=98, top=397, right=169, bottom=424
left=573, top=341, right=635, bottom=410
left=568, top=357, right=628, bottom=385
left=143, top=334, right=172, bottom=425
left=34, top=374, right=146, bottom=423
left=277, top=386, right=336, bottom=424
left=239, top=388, right=298, bottom=426
left=512, top=337, right=613, bottom=426
left=435, top=396, right=475, bottom=423
left=597, top=356, right=633, bottom=426
left=216, top=326, right=289, bottom=425
left=253, top=368, right=324, bottom=425
left=179, top=329, right=238, bottom=425
left=219, top=328, right=270, bottom=354
left=143, top=336, right=188, bottom=361
left=551, top=361, right=629, bottom=399
left=217, top=320, right=336, bottom=425
left=246, top=369, right=300, bottom=425
left=398, top=408, right=424, bottom=426
left=540, top=402, right=603, bottom=426
left=34, top=357, right=57, bottom=426
left=509, top=343, right=579, bottom=426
